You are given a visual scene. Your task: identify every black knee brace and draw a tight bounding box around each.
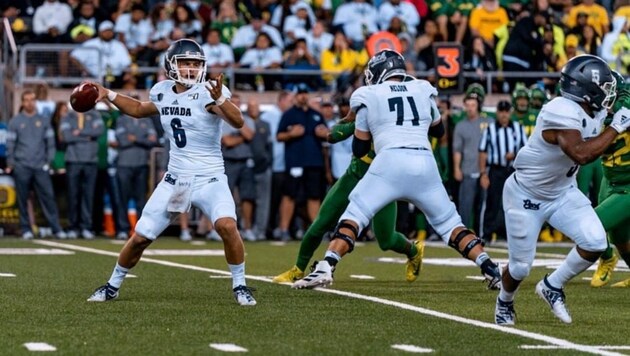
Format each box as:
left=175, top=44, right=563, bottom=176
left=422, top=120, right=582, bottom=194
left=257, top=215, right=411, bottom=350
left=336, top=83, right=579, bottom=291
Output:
left=448, top=229, right=484, bottom=258
left=331, top=221, right=359, bottom=253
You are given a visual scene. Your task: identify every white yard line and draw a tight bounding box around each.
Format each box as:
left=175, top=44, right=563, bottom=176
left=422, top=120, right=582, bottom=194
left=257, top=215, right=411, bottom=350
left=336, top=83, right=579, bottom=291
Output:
left=209, top=343, right=248, bottom=352
left=521, top=345, right=630, bottom=350
left=391, top=344, right=433, bottom=353
left=33, top=240, right=626, bottom=356
left=23, top=342, right=56, bottom=352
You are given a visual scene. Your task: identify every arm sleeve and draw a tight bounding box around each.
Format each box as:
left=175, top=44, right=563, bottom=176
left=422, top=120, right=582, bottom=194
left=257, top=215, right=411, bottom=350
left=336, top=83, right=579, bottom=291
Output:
left=329, top=122, right=356, bottom=143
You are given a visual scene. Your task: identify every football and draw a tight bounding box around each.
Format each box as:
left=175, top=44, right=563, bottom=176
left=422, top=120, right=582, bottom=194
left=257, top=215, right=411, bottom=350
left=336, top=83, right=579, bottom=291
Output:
left=70, top=83, right=99, bottom=112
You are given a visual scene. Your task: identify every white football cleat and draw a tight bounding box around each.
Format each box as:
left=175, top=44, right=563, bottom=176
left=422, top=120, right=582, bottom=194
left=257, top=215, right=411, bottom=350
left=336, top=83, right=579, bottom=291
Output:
left=87, top=283, right=119, bottom=302
left=292, top=260, right=333, bottom=289
left=535, top=276, right=572, bottom=324
left=233, top=285, right=257, bottom=306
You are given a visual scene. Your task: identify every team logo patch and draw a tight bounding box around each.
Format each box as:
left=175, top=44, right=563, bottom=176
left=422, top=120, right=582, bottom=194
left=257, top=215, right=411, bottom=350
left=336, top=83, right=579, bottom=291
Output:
left=164, top=173, right=176, bottom=185
left=523, top=199, right=540, bottom=210
left=208, top=177, right=218, bottom=183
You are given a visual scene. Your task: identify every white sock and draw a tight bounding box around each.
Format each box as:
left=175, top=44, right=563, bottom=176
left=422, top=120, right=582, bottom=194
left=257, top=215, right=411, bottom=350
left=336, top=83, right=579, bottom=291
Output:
left=107, top=263, right=129, bottom=289
left=475, top=252, right=489, bottom=267
left=229, top=263, right=246, bottom=289
left=546, top=247, right=593, bottom=289
left=499, top=288, right=516, bottom=302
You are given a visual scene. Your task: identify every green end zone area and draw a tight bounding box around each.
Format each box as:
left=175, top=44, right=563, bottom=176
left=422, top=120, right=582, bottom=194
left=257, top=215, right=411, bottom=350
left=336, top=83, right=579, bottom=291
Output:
left=0, top=239, right=628, bottom=355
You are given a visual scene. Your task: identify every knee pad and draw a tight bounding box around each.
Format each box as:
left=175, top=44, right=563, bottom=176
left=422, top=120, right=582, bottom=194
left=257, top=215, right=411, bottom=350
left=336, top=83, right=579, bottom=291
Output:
left=331, top=221, right=358, bottom=253
left=134, top=217, right=158, bottom=240
left=509, top=261, right=531, bottom=281
left=448, top=229, right=484, bottom=258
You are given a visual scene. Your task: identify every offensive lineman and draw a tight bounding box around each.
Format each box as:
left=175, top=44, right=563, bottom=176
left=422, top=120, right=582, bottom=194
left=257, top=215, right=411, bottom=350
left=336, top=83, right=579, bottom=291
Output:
left=293, top=50, right=501, bottom=289
left=495, top=55, right=630, bottom=325
left=86, top=39, right=256, bottom=306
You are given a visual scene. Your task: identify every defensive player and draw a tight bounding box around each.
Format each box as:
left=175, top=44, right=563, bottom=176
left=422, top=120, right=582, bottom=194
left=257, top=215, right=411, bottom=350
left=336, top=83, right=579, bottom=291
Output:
left=495, top=55, right=629, bottom=325
left=590, top=71, right=630, bottom=288
left=86, top=39, right=256, bottom=306
left=292, top=50, right=501, bottom=290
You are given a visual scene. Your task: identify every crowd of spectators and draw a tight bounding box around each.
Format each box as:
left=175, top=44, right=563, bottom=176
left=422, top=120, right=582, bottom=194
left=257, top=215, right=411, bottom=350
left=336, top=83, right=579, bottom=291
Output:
left=1, top=0, right=628, bottom=241
left=3, top=0, right=630, bottom=93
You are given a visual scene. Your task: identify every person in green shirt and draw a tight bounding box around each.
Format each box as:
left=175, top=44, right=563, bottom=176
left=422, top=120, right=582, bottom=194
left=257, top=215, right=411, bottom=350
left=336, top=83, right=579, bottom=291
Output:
left=590, top=71, right=630, bottom=288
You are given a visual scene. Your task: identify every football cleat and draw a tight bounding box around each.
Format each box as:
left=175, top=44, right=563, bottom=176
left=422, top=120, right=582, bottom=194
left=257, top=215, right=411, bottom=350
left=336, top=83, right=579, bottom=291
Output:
left=590, top=254, right=618, bottom=288
left=611, top=278, right=630, bottom=288
left=272, top=266, right=304, bottom=283
left=406, top=240, right=425, bottom=282
left=233, top=285, right=257, bottom=306
left=87, top=283, right=119, bottom=302
left=535, top=276, right=572, bottom=323
left=481, top=261, right=502, bottom=290
left=292, top=260, right=333, bottom=289
left=495, top=297, right=516, bottom=326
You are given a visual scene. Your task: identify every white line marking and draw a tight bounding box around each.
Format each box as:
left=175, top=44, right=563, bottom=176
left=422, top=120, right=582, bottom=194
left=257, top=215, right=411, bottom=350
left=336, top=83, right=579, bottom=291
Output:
left=391, top=344, right=433, bottom=353
left=190, top=241, right=206, bottom=246
left=0, top=248, right=74, bottom=255
left=269, top=241, right=286, bottom=246
left=34, top=240, right=624, bottom=356
left=125, top=274, right=137, bottom=278
left=209, top=343, right=248, bottom=352
left=209, top=276, right=232, bottom=279
left=350, top=274, right=375, bottom=280
left=520, top=345, right=630, bottom=350
left=0, top=273, right=16, bottom=277
left=23, top=342, right=56, bottom=351
left=110, top=240, right=127, bottom=245
left=465, top=276, right=486, bottom=281
left=142, top=249, right=224, bottom=256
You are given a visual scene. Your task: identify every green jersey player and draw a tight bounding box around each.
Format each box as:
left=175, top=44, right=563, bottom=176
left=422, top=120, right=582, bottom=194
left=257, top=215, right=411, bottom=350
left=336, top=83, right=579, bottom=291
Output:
left=590, top=71, right=630, bottom=288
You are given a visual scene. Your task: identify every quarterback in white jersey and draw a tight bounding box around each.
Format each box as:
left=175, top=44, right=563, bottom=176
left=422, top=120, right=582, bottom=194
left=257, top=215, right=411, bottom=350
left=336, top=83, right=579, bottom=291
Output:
left=294, top=50, right=501, bottom=290
left=86, top=39, right=256, bottom=306
left=495, top=55, right=630, bottom=326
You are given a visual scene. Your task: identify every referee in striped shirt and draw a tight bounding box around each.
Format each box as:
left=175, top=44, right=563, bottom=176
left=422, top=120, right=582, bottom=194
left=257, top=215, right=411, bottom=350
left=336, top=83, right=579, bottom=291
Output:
left=479, top=100, right=527, bottom=242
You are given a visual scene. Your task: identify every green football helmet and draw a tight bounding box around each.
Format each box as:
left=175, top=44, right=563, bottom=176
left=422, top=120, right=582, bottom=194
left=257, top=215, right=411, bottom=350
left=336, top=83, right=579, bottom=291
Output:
left=511, top=83, right=530, bottom=112
left=529, top=85, right=551, bottom=110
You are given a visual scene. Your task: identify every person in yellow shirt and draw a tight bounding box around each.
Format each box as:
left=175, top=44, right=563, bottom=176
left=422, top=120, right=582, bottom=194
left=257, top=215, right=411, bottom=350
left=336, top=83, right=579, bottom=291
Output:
left=469, top=0, right=509, bottom=46
left=320, top=31, right=368, bottom=89
left=565, top=0, right=610, bottom=36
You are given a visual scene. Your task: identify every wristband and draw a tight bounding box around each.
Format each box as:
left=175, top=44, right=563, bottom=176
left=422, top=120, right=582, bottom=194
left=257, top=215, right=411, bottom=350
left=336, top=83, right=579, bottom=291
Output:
left=215, top=95, right=226, bottom=106
left=107, top=90, right=118, bottom=101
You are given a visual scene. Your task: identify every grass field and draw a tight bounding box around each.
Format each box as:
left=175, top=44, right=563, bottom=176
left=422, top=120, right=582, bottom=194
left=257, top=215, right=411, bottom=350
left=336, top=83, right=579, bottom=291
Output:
left=1, top=237, right=629, bottom=355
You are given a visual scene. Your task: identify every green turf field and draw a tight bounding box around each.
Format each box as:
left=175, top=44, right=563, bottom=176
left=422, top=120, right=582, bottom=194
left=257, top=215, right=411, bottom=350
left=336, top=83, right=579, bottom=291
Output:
left=0, top=238, right=628, bottom=355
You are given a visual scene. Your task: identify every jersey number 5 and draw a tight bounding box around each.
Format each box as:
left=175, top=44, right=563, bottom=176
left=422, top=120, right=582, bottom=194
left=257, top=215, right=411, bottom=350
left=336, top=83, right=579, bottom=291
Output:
left=170, top=118, right=187, bottom=148
left=389, top=97, right=420, bottom=126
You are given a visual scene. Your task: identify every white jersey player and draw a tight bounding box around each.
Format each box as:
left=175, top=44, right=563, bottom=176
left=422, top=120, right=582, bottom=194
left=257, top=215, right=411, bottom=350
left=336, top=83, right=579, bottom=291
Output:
left=293, top=49, right=501, bottom=289
left=86, top=39, right=256, bottom=306
left=495, top=54, right=630, bottom=326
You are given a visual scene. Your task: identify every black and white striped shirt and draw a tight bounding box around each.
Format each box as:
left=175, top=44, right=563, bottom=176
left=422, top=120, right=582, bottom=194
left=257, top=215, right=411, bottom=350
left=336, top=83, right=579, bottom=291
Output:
left=478, top=121, right=527, bottom=167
